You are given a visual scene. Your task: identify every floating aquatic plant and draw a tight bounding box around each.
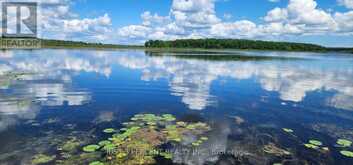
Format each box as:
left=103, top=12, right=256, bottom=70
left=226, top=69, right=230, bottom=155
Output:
left=98, top=140, right=112, bottom=146
left=304, top=143, right=319, bottom=149
left=160, top=152, right=173, bottom=159
left=83, top=145, right=100, bottom=152
left=337, top=139, right=352, bottom=147
left=102, top=144, right=116, bottom=154
left=309, top=140, right=322, bottom=146
left=89, top=161, right=104, bottom=165
left=282, top=128, right=294, bottom=133
left=200, top=137, right=208, bottom=141
left=91, top=114, right=211, bottom=164
left=103, top=128, right=116, bottom=133
left=340, top=150, right=353, bottom=158
left=162, top=114, right=176, bottom=121
left=31, top=154, right=56, bottom=165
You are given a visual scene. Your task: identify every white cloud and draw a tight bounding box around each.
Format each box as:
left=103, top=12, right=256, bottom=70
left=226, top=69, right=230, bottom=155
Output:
left=338, top=0, right=353, bottom=9
left=0, top=0, right=114, bottom=42
left=2, top=0, right=353, bottom=45
left=210, top=20, right=258, bottom=38
left=116, top=0, right=353, bottom=44
left=171, top=0, right=220, bottom=28
left=263, top=0, right=338, bottom=35
left=334, top=11, right=353, bottom=33
left=264, top=8, right=288, bottom=22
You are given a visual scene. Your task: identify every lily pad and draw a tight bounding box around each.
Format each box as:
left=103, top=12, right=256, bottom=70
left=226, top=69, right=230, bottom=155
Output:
left=160, top=152, right=173, bottom=159
left=337, top=139, right=352, bottom=147
left=83, top=145, right=100, bottom=152
left=304, top=143, right=319, bottom=149
left=103, top=128, right=116, bottom=133
left=102, top=144, right=116, bottom=154
left=89, top=161, right=104, bottom=165
left=162, top=114, right=176, bottom=121
left=309, top=140, right=322, bottom=146
left=98, top=140, right=112, bottom=146
left=282, top=128, right=294, bottom=133
left=200, top=137, right=208, bottom=141
left=192, top=142, right=200, bottom=147
left=340, top=150, right=353, bottom=158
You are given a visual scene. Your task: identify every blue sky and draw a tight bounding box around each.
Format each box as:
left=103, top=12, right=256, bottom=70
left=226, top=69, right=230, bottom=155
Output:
left=4, top=0, right=352, bottom=47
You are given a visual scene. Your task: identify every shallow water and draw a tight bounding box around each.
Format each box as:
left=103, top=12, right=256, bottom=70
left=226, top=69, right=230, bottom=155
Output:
left=0, top=49, right=353, bottom=165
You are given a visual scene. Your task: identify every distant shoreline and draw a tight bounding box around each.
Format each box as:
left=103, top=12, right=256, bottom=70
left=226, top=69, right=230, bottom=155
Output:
left=145, top=39, right=353, bottom=54
left=1, top=38, right=352, bottom=54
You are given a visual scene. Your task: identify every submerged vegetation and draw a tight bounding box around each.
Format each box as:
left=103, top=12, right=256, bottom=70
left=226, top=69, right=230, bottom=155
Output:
left=82, top=114, right=211, bottom=164
left=31, top=154, right=56, bottom=165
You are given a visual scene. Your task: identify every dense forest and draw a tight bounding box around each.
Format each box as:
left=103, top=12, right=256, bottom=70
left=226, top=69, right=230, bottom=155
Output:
left=145, top=39, right=352, bottom=53
left=1, top=37, right=352, bottom=53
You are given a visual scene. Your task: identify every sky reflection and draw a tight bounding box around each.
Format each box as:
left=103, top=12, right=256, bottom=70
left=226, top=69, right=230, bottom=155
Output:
left=0, top=49, right=352, bottom=115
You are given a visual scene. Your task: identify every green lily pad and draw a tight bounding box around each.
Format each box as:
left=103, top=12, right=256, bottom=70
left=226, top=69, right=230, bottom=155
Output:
left=309, top=140, right=322, bottom=146
left=83, top=145, right=100, bottom=152
left=160, top=152, right=173, bottom=159
left=200, top=137, right=208, bottom=141
left=304, top=143, right=319, bottom=149
left=337, top=139, right=352, bottom=147
left=103, top=128, right=115, bottom=133
left=147, top=122, right=157, bottom=126
left=98, top=140, right=112, bottom=146
left=162, top=114, right=176, bottom=121
left=192, top=142, right=200, bottom=147
left=340, top=150, right=353, bottom=157
left=172, top=138, right=182, bottom=142
left=102, top=144, right=116, bottom=153
left=89, top=161, right=104, bottom=165
left=282, top=128, right=294, bottom=133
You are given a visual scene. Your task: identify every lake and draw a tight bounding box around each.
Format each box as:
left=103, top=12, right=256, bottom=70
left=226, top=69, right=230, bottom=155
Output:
left=0, top=49, right=353, bottom=165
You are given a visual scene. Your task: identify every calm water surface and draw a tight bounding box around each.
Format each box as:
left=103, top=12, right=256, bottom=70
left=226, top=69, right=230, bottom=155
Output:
left=0, top=49, right=353, bottom=165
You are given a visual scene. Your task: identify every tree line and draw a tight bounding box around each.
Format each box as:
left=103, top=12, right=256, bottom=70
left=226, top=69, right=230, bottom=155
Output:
left=145, top=39, right=329, bottom=52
